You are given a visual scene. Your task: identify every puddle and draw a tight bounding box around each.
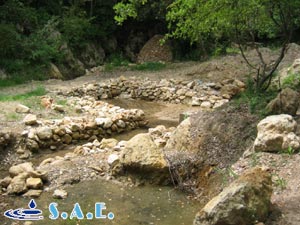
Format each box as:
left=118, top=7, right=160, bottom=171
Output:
left=5, top=180, right=199, bottom=225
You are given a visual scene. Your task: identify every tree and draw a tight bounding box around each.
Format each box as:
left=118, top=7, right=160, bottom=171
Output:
left=115, top=0, right=300, bottom=91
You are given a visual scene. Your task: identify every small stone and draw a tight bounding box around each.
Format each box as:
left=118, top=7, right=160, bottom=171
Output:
left=52, top=104, right=65, bottom=112
left=100, top=138, right=118, bottom=149
left=23, top=114, right=38, bottom=125
left=16, top=104, right=30, bottom=113
left=62, top=134, right=72, bottom=144
left=116, top=120, right=126, bottom=128
left=36, top=126, right=53, bottom=140
left=200, top=101, right=212, bottom=109
left=92, top=139, right=101, bottom=147
left=53, top=189, right=68, bottom=199
left=107, top=154, right=119, bottom=166
left=191, top=97, right=201, bottom=106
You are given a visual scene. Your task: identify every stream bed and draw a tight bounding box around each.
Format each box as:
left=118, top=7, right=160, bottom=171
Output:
left=6, top=180, right=198, bottom=225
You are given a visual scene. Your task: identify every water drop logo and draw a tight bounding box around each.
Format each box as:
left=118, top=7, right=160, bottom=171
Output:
left=4, top=199, right=44, bottom=220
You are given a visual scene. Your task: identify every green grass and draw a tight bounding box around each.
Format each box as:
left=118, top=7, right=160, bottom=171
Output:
left=0, top=86, right=47, bottom=102
left=282, top=72, right=300, bottom=90
left=233, top=78, right=277, bottom=117
left=0, top=65, right=49, bottom=88
left=131, top=62, right=166, bottom=71
left=5, top=112, right=21, bottom=121
left=104, top=53, right=130, bottom=72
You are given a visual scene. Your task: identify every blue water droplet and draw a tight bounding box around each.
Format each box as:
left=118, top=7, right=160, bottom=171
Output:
left=29, top=199, right=36, bottom=209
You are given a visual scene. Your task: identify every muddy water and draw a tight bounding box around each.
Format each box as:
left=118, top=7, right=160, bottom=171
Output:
left=8, top=181, right=198, bottom=225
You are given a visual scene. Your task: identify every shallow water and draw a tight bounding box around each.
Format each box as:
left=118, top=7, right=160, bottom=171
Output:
left=8, top=180, right=198, bottom=225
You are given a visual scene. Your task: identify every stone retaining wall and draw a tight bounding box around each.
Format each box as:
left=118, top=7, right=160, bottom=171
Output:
left=65, top=77, right=245, bottom=109
left=23, top=100, right=147, bottom=152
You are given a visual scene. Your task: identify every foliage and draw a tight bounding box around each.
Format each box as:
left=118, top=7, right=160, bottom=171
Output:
left=114, top=0, right=300, bottom=91
left=60, top=7, right=93, bottom=48
left=131, top=62, right=166, bottom=71
left=104, top=53, right=130, bottom=71
left=282, top=72, right=300, bottom=90
left=273, top=174, right=287, bottom=190
left=233, top=78, right=277, bottom=116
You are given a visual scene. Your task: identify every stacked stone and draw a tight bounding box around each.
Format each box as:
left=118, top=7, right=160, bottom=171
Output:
left=23, top=100, right=147, bottom=152
left=0, top=162, right=47, bottom=197
left=66, top=77, right=245, bottom=109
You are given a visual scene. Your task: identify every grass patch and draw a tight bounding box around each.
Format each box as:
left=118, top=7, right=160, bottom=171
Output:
left=131, top=62, right=166, bottom=71
left=0, top=65, right=49, bottom=88
left=282, top=72, right=300, bottom=90
left=0, top=86, right=47, bottom=102
left=5, top=112, right=21, bottom=121
left=233, top=78, right=277, bottom=117
left=104, top=53, right=129, bottom=72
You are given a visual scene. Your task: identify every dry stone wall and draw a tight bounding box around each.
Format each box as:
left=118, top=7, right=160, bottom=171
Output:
left=22, top=99, right=147, bottom=152
left=65, top=77, right=245, bottom=109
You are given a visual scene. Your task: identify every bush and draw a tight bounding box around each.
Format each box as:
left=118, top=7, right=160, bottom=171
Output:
left=131, top=62, right=166, bottom=71
left=0, top=23, right=21, bottom=59
left=61, top=8, right=92, bottom=48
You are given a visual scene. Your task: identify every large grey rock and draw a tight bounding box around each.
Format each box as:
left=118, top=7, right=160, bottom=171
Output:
left=120, top=133, right=168, bottom=182
left=254, top=114, right=300, bottom=152
left=266, top=88, right=299, bottom=116
left=194, top=167, right=272, bottom=225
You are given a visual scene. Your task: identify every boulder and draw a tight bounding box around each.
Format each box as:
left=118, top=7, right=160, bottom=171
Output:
left=9, top=162, right=35, bottom=177
left=194, top=167, right=272, bottom=225
left=266, top=88, right=299, bottom=116
left=7, top=173, right=28, bottom=194
left=120, top=133, right=168, bottom=182
left=137, top=35, right=173, bottom=63
left=254, top=114, right=300, bottom=152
